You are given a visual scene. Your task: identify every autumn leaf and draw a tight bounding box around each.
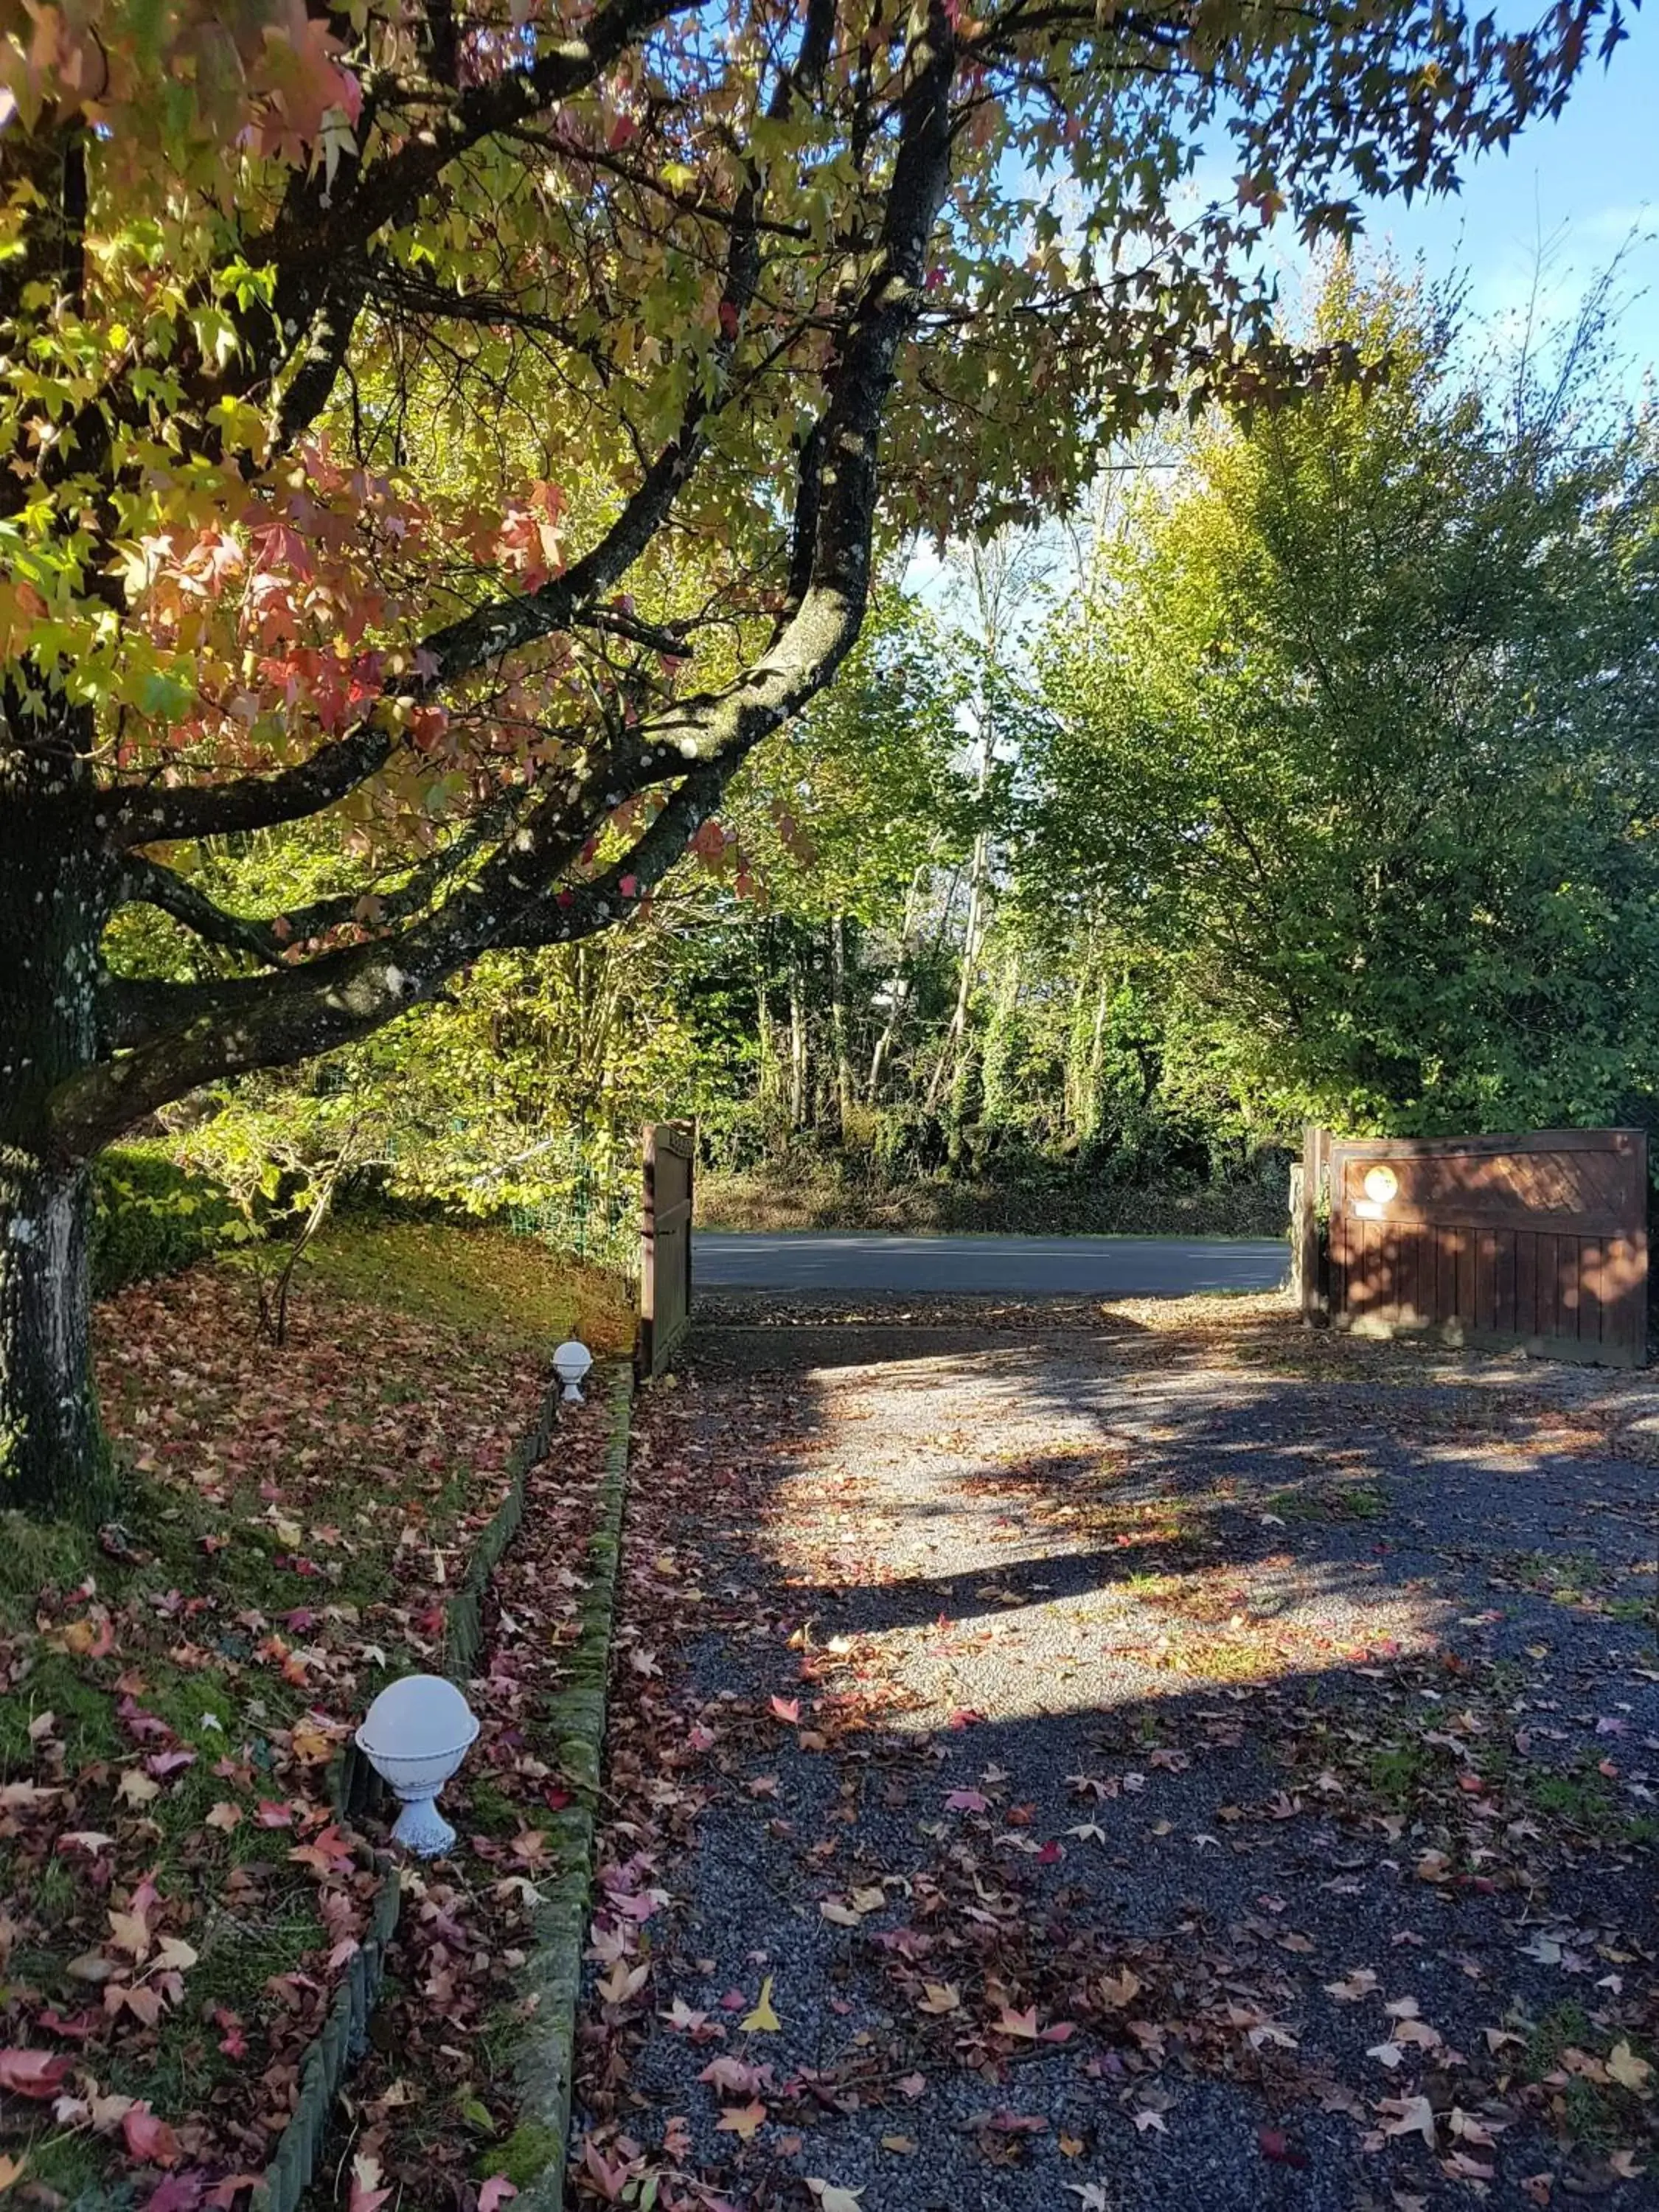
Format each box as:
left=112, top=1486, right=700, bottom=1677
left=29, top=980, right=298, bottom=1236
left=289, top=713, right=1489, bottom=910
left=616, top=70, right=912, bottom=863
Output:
left=768, top=1696, right=801, bottom=1723
left=1380, top=2095, right=1436, bottom=2146
left=740, top=1975, right=780, bottom=2031
left=477, top=2180, right=518, bottom=2211
left=122, top=2104, right=181, bottom=2168
left=806, top=2181, right=864, bottom=2212
left=0, top=2049, right=72, bottom=2099
left=916, top=1982, right=961, bottom=2014
left=1325, top=1967, right=1377, bottom=2001
left=348, top=2153, right=392, bottom=2212
left=1607, top=2042, right=1653, bottom=2095
left=596, top=1957, right=649, bottom=2007
left=715, top=2100, right=768, bottom=2140
left=0, top=2152, right=25, bottom=2191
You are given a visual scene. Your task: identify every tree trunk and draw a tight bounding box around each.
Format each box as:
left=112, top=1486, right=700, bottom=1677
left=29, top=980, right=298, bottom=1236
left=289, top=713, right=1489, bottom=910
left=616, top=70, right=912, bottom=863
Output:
left=829, top=915, right=855, bottom=1135
left=788, top=957, right=809, bottom=1129
left=0, top=745, right=112, bottom=1515
left=866, top=866, right=924, bottom=1103
left=927, top=829, right=989, bottom=1111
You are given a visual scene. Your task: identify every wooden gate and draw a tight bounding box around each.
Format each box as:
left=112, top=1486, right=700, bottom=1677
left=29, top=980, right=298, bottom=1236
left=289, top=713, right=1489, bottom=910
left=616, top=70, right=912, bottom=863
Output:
left=1303, top=1126, right=1647, bottom=1366
left=639, top=1121, right=695, bottom=1377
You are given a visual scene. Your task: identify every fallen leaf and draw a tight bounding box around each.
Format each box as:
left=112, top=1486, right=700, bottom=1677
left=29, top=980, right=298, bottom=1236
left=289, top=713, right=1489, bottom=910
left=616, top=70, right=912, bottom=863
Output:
left=740, top=1975, right=780, bottom=2032
left=715, top=2100, right=768, bottom=2140
left=1380, top=2096, right=1436, bottom=2146
left=806, top=2181, right=863, bottom=2212
left=1607, top=2042, right=1652, bottom=2095
left=348, top=2153, right=392, bottom=2212
left=0, top=2050, right=71, bottom=2099
left=122, top=2104, right=181, bottom=2168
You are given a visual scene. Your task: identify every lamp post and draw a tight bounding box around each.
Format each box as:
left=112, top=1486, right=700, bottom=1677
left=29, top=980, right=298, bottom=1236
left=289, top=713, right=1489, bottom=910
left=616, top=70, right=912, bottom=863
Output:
left=355, top=1674, right=479, bottom=1858
left=552, top=1338, right=593, bottom=1402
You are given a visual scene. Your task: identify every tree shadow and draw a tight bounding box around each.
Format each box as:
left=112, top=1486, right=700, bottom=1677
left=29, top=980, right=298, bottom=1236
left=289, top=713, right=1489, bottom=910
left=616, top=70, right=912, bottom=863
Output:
left=610, top=1309, right=1659, bottom=2211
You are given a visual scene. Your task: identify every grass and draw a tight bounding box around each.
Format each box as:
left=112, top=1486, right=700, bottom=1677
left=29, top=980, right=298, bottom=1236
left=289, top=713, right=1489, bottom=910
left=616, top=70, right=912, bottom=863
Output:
left=0, top=1218, right=632, bottom=2205
left=303, top=1217, right=636, bottom=1352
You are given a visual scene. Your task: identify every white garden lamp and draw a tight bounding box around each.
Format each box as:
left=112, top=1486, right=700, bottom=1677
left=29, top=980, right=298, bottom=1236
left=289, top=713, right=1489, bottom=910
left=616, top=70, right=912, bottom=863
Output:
left=355, top=1674, right=479, bottom=1859
left=552, top=1338, right=593, bottom=1402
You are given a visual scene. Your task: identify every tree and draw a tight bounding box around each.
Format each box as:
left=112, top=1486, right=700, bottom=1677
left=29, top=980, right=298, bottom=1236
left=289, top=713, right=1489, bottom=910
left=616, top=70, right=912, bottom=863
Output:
left=1029, top=262, right=1659, bottom=1139
left=0, top=0, right=1620, bottom=1507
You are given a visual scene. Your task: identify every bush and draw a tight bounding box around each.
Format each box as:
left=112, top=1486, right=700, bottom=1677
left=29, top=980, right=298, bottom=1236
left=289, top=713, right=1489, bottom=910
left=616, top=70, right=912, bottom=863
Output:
left=91, top=1147, right=239, bottom=1295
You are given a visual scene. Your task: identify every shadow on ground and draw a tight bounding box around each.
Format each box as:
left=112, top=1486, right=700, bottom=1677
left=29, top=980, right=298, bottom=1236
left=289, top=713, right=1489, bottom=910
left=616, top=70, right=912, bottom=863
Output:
left=577, top=1297, right=1659, bottom=2212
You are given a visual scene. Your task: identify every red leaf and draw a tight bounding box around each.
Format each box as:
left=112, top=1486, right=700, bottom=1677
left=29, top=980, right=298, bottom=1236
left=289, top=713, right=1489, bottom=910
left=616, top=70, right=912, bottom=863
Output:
left=123, top=2104, right=182, bottom=2168
left=1258, top=2127, right=1309, bottom=2168
left=0, top=2047, right=72, bottom=2098
left=143, top=2174, right=205, bottom=2211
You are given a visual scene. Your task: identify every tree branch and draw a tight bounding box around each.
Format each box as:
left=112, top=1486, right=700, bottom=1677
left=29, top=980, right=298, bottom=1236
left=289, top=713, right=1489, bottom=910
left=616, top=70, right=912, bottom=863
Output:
left=54, top=0, right=959, bottom=1156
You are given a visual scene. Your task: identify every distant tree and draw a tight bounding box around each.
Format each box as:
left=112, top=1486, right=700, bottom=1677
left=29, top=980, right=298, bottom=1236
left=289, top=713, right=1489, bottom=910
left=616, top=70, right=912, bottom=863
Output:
left=1029, top=264, right=1659, bottom=1138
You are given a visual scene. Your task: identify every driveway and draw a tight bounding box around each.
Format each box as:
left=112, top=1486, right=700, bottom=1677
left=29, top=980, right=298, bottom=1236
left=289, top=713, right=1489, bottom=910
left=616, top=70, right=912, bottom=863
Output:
left=570, top=1297, right=1659, bottom=2212
left=693, top=1230, right=1287, bottom=1297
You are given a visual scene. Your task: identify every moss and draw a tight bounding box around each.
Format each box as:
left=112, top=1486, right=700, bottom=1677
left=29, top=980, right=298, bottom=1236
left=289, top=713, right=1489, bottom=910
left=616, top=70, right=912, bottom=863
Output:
left=1366, top=1739, right=1434, bottom=1807
left=0, top=1509, right=97, bottom=1599
left=481, top=2120, right=563, bottom=2188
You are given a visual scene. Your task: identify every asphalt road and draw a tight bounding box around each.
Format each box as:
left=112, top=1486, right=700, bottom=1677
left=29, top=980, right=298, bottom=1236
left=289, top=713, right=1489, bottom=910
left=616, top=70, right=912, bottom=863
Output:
left=692, top=1230, right=1287, bottom=1297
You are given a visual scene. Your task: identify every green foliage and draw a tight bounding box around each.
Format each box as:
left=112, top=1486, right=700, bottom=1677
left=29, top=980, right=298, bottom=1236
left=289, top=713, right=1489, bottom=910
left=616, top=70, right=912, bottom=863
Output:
left=91, top=1144, right=238, bottom=1295
left=1027, top=261, right=1659, bottom=1143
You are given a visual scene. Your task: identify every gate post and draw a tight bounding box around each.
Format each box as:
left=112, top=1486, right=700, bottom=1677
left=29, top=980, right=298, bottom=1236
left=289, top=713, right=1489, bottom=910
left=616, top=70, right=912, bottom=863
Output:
left=1295, top=1124, right=1330, bottom=1323
left=639, top=1121, right=695, bottom=1377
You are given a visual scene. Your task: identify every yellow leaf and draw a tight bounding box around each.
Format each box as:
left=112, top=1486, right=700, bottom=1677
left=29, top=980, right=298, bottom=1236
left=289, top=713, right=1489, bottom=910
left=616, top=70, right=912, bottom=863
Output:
left=0, top=2150, right=27, bottom=2191
left=715, top=2100, right=767, bottom=2140
left=107, top=1908, right=151, bottom=1960
left=740, top=1973, right=781, bottom=2032
left=916, top=1982, right=960, bottom=2014
left=1607, top=2042, right=1653, bottom=2095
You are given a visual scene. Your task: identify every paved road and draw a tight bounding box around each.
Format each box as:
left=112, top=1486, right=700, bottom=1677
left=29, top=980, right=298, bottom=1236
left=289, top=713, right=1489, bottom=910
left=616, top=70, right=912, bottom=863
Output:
left=692, top=1229, right=1287, bottom=1296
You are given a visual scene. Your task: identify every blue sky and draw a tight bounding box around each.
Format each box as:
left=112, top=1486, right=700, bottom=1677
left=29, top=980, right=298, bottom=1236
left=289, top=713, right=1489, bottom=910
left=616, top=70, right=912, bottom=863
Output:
left=1307, top=19, right=1657, bottom=386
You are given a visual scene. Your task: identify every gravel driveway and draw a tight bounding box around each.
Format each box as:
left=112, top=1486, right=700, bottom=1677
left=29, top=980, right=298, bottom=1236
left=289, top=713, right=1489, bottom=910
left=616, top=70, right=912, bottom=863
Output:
left=571, top=1295, right=1659, bottom=2212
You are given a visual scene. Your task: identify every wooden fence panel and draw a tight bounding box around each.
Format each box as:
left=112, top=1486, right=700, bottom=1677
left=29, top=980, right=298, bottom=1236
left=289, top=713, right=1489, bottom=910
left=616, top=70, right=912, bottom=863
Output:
left=1303, top=1125, right=1647, bottom=1367
left=639, top=1121, right=695, bottom=1378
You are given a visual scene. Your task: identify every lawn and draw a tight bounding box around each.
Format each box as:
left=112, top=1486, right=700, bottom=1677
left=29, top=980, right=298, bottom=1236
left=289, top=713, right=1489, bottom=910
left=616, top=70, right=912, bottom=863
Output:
left=0, top=1222, right=630, bottom=2207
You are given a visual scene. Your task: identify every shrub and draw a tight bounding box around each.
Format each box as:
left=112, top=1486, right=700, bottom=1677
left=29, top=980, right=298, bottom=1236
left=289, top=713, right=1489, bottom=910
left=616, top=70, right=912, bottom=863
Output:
left=91, top=1147, right=238, bottom=1295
